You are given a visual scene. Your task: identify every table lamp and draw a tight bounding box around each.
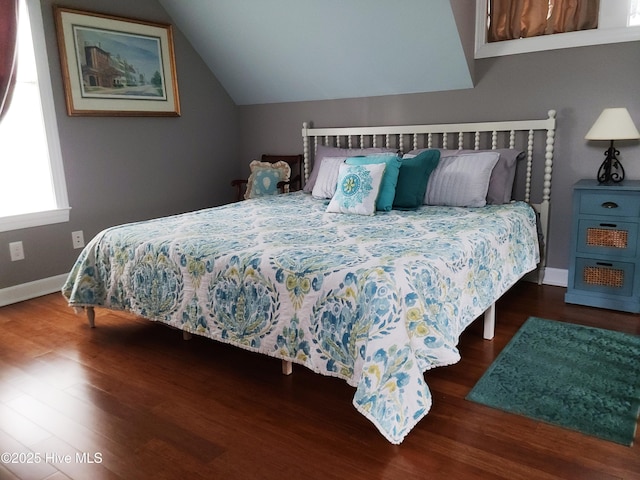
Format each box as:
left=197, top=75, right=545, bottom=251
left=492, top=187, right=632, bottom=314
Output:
left=585, top=107, right=640, bottom=184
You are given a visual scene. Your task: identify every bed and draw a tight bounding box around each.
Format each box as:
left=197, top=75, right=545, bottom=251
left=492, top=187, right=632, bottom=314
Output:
left=62, top=110, right=557, bottom=444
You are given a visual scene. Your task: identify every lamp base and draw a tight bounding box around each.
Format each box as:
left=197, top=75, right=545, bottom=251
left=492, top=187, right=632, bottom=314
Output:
left=597, top=141, right=625, bottom=184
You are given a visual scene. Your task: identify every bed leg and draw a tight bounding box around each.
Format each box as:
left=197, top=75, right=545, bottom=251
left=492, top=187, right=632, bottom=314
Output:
left=183, top=331, right=192, bottom=340
left=86, top=307, right=95, bottom=328
left=483, top=303, right=495, bottom=340
left=282, top=360, right=293, bottom=375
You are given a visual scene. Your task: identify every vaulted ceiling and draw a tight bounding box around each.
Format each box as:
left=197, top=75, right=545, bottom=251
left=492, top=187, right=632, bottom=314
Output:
left=158, top=0, right=475, bottom=105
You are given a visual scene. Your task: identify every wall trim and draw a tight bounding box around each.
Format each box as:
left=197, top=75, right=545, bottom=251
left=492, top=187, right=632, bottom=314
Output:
left=543, top=268, right=568, bottom=287
left=0, top=268, right=569, bottom=308
left=0, top=273, right=68, bottom=307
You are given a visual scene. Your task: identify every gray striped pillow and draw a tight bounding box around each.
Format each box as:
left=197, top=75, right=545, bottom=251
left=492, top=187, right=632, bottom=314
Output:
left=425, top=152, right=500, bottom=207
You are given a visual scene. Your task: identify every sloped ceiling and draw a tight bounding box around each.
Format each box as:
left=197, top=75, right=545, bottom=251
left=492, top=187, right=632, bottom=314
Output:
left=158, top=0, right=474, bottom=105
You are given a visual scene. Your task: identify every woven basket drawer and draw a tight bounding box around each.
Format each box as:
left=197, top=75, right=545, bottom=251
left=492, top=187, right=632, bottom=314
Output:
left=577, top=219, right=638, bottom=257
left=579, top=192, right=640, bottom=217
left=574, top=258, right=634, bottom=297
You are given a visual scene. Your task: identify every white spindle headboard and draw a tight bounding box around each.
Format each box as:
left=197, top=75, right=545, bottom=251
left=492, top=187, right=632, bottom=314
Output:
left=301, top=110, right=557, bottom=283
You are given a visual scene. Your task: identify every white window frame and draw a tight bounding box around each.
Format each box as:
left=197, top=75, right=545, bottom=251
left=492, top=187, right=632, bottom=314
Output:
left=475, top=0, right=640, bottom=59
left=0, top=0, right=70, bottom=233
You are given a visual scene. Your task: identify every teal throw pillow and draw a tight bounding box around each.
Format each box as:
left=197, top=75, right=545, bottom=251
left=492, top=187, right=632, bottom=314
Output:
left=393, top=149, right=441, bottom=209
left=345, top=154, right=401, bottom=211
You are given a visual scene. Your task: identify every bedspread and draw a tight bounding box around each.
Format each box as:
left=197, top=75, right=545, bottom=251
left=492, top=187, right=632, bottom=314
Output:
left=62, top=192, right=540, bottom=444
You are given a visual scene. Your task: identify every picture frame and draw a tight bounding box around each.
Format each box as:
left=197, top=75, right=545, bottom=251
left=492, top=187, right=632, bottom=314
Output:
left=54, top=7, right=180, bottom=116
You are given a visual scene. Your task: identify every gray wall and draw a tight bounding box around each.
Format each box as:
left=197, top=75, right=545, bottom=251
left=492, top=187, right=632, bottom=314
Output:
left=238, top=41, right=640, bottom=273
left=2, top=0, right=639, bottom=291
left=0, top=0, right=239, bottom=289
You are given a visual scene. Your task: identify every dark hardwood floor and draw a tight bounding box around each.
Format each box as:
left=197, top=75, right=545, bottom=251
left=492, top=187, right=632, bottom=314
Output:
left=0, top=282, right=638, bottom=480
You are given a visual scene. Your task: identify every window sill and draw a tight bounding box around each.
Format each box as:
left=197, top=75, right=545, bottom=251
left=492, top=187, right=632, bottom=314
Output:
left=0, top=207, right=71, bottom=232
left=476, top=26, right=640, bottom=59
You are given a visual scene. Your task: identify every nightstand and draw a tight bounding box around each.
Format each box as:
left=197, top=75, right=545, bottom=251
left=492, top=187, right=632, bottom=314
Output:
left=565, top=179, right=640, bottom=312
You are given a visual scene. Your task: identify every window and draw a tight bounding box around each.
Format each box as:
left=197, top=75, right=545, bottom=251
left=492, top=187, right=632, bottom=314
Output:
left=475, top=0, right=640, bottom=58
left=0, top=0, right=69, bottom=232
left=631, top=0, right=640, bottom=25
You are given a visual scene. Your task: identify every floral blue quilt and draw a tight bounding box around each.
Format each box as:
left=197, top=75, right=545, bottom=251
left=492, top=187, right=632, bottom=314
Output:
left=62, top=192, right=539, bottom=444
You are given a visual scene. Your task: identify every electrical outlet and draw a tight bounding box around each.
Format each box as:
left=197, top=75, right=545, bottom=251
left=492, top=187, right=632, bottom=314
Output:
left=72, top=230, right=85, bottom=249
left=9, top=241, right=25, bottom=261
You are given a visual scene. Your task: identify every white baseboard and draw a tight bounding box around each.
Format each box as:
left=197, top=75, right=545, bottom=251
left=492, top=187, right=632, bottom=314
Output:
left=0, top=273, right=68, bottom=307
left=542, top=267, right=568, bottom=287
left=523, top=267, right=568, bottom=287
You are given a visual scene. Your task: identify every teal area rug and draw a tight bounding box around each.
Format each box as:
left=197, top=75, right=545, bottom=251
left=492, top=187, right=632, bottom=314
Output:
left=466, top=317, right=640, bottom=445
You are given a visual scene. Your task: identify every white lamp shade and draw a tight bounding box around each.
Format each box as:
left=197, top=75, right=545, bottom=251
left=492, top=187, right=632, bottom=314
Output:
left=585, top=108, right=640, bottom=140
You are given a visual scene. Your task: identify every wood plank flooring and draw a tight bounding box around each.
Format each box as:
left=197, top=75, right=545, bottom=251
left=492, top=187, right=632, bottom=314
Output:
left=0, top=282, right=638, bottom=479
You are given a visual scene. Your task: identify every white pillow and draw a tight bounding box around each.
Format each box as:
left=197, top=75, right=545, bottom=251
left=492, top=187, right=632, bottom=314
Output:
left=311, top=156, right=346, bottom=199
left=326, top=163, right=386, bottom=215
left=425, top=152, right=500, bottom=207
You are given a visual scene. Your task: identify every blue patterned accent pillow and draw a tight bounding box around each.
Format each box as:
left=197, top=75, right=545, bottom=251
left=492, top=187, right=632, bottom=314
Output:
left=244, top=160, right=291, bottom=199
left=326, top=163, right=386, bottom=215
left=345, top=154, right=401, bottom=211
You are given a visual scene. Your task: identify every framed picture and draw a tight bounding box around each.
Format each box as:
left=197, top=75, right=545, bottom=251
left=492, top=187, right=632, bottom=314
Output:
left=54, top=7, right=180, bottom=116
